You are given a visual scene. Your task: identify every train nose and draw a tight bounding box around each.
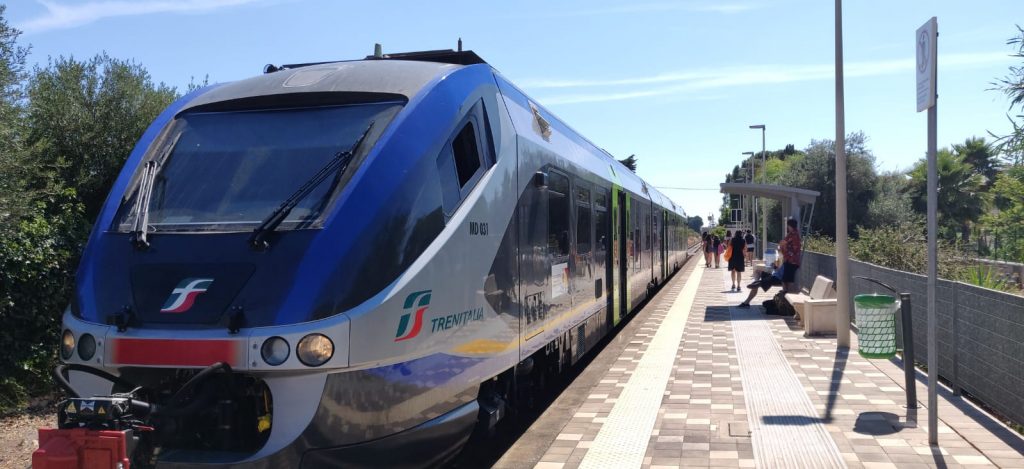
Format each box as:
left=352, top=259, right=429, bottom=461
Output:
left=129, top=263, right=256, bottom=325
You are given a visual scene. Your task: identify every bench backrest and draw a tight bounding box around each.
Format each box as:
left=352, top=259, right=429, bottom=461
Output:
left=809, top=275, right=836, bottom=299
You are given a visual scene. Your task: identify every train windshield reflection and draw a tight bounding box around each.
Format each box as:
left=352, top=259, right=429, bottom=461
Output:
left=114, top=102, right=401, bottom=232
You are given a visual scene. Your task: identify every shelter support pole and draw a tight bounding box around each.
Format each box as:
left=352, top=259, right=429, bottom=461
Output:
left=834, top=0, right=851, bottom=348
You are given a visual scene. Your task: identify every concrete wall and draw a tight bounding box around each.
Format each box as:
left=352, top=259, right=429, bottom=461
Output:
left=798, top=251, right=1024, bottom=427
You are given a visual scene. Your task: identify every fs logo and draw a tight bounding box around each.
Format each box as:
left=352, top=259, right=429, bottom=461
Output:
left=160, top=278, right=214, bottom=313
left=394, top=290, right=431, bottom=342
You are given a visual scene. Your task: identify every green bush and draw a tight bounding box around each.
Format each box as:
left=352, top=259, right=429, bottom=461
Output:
left=959, top=265, right=1014, bottom=292
left=805, top=226, right=969, bottom=281
left=0, top=190, right=88, bottom=411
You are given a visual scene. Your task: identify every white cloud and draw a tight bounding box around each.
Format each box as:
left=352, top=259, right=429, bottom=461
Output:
left=20, top=0, right=265, bottom=33
left=529, top=52, right=1011, bottom=105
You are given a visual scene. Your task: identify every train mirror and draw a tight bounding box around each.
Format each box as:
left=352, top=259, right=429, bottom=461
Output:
left=533, top=171, right=548, bottom=189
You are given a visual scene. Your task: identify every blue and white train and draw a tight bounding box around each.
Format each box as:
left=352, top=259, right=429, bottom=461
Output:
left=54, top=49, right=695, bottom=468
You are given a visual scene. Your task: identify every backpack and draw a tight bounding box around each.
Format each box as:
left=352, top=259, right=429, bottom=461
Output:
left=764, top=291, right=795, bottom=316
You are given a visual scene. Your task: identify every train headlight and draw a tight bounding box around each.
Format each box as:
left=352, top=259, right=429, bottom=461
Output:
left=296, top=334, right=333, bottom=367
left=260, top=336, right=290, bottom=366
left=77, top=333, right=96, bottom=361
left=60, top=330, right=75, bottom=360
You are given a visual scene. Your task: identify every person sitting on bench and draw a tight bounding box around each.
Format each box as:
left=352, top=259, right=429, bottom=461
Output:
left=737, top=262, right=785, bottom=308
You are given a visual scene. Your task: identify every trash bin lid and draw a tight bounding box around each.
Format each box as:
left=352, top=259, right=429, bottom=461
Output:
left=854, top=294, right=896, bottom=307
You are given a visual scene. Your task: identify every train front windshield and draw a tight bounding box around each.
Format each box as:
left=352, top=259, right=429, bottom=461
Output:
left=114, top=102, right=402, bottom=232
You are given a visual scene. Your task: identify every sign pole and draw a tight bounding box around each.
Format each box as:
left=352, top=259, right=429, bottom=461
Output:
left=926, top=95, right=938, bottom=446
left=916, top=16, right=939, bottom=446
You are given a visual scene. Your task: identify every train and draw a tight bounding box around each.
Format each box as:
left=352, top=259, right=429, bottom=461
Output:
left=46, top=49, right=696, bottom=468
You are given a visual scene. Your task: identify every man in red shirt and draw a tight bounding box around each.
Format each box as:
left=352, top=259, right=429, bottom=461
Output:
left=779, top=218, right=801, bottom=293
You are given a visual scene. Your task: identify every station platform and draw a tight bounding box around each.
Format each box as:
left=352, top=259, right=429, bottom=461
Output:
left=493, top=261, right=1024, bottom=469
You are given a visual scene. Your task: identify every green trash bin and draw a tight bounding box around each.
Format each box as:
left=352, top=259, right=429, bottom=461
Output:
left=854, top=294, right=899, bottom=359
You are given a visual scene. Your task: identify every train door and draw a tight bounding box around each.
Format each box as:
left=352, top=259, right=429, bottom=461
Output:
left=629, top=195, right=643, bottom=310
left=519, top=170, right=550, bottom=348
left=595, top=190, right=611, bottom=326
left=571, top=181, right=594, bottom=318
left=652, top=205, right=662, bottom=284
left=658, top=210, right=665, bottom=281
left=612, top=188, right=628, bottom=324
left=546, top=170, right=572, bottom=330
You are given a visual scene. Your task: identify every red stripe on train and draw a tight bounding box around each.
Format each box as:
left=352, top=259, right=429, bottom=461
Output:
left=111, top=338, right=239, bottom=367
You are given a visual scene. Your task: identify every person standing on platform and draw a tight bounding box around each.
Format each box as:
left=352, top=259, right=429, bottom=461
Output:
left=728, top=230, right=746, bottom=290
left=712, top=234, right=722, bottom=268
left=702, top=232, right=712, bottom=267
left=779, top=218, right=802, bottom=293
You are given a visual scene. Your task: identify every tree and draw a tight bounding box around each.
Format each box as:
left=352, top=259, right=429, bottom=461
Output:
left=618, top=154, right=637, bottom=172
left=907, top=149, right=988, bottom=242
left=686, top=215, right=704, bottom=232
left=982, top=165, right=1024, bottom=261
left=25, top=53, right=177, bottom=219
left=994, top=25, right=1024, bottom=110
left=864, top=171, right=922, bottom=231
left=992, top=25, right=1024, bottom=165
left=0, top=44, right=182, bottom=410
left=952, top=137, right=1000, bottom=188
left=0, top=5, right=30, bottom=226
left=781, top=132, right=878, bottom=238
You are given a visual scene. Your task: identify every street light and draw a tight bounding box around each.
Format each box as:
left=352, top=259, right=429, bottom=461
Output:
left=749, top=124, right=766, bottom=259
left=742, top=151, right=755, bottom=236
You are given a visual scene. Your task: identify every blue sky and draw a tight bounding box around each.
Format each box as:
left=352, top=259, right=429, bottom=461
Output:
left=6, top=0, right=1022, bottom=223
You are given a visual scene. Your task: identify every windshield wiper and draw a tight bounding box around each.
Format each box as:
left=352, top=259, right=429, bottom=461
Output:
left=249, top=122, right=374, bottom=251
left=131, top=134, right=180, bottom=250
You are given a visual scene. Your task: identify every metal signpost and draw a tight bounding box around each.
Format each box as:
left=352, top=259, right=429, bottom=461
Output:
left=916, top=16, right=938, bottom=446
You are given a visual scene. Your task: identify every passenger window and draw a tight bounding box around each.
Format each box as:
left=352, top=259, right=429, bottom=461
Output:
left=594, top=208, right=607, bottom=253
left=452, top=122, right=481, bottom=187
left=548, top=172, right=571, bottom=257
left=576, top=186, right=591, bottom=254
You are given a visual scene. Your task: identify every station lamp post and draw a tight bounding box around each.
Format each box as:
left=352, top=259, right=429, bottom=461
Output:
left=749, top=124, right=766, bottom=259
left=742, top=151, right=755, bottom=236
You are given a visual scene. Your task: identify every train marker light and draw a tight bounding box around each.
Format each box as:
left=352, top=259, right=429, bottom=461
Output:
left=77, top=333, right=96, bottom=361
left=260, top=336, right=290, bottom=366
left=61, top=330, right=75, bottom=360
left=297, top=334, right=333, bottom=367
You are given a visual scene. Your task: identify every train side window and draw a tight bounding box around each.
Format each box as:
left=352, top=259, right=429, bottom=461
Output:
left=576, top=185, right=592, bottom=254
left=437, top=100, right=494, bottom=219
left=594, top=192, right=607, bottom=253
left=452, top=122, right=481, bottom=187
left=548, top=171, right=570, bottom=257
left=436, top=147, right=460, bottom=216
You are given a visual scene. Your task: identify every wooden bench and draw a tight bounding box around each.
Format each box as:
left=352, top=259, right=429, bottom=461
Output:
left=785, top=275, right=837, bottom=337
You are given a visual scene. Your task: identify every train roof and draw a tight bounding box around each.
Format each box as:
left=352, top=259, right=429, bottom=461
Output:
left=180, top=57, right=474, bottom=114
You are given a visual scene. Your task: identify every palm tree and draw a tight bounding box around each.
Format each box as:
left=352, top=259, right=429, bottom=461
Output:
left=618, top=154, right=637, bottom=172
left=952, top=137, right=1000, bottom=189
left=908, top=149, right=989, bottom=242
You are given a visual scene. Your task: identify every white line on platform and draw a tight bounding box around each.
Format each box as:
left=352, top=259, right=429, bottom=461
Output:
left=578, top=264, right=704, bottom=469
